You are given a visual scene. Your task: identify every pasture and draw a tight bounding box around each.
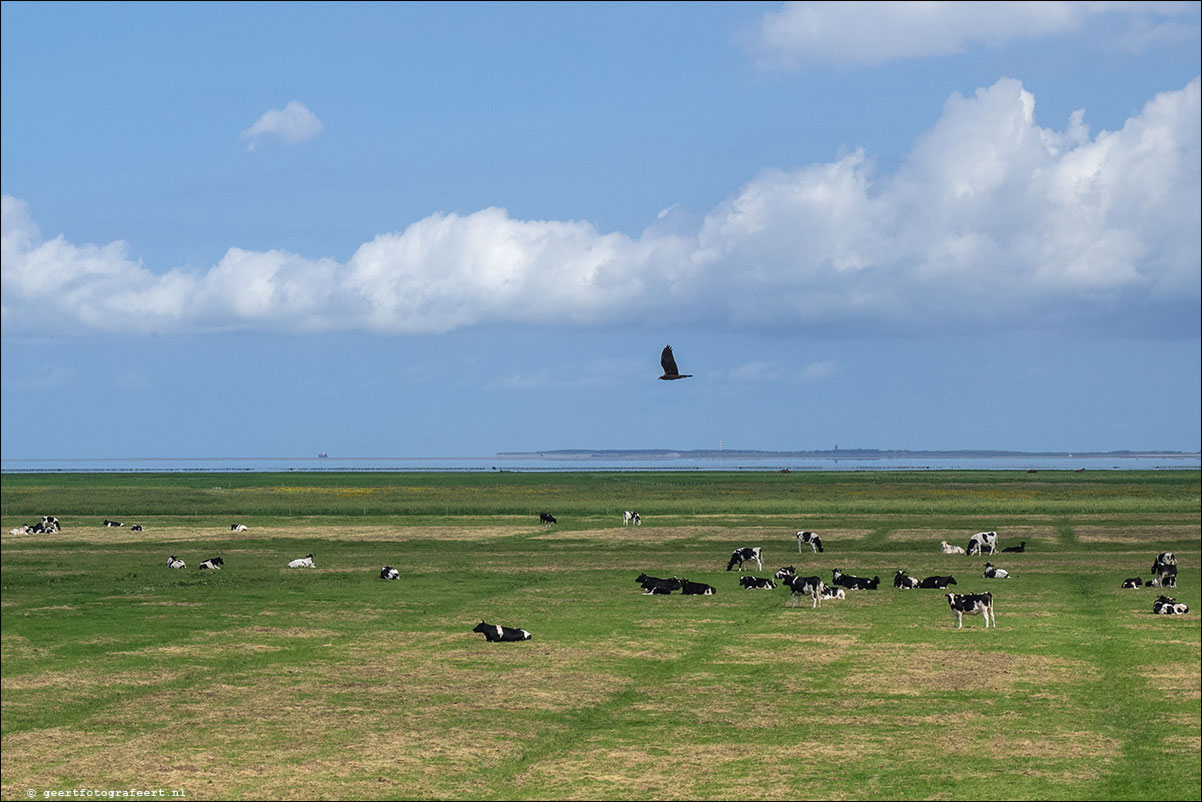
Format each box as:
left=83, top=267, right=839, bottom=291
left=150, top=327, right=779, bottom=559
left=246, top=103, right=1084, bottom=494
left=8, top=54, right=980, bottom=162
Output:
left=1, top=471, right=1199, bottom=801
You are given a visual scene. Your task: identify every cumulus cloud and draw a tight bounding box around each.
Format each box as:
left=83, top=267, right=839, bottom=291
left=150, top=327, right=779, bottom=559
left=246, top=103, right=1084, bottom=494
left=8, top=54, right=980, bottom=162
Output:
left=751, top=1, right=1199, bottom=68
left=2, top=77, right=1199, bottom=337
left=240, top=101, right=323, bottom=151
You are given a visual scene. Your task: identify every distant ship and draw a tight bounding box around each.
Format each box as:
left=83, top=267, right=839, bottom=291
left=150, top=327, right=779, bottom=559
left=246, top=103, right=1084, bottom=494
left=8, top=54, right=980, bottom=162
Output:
left=318, top=451, right=328, bottom=459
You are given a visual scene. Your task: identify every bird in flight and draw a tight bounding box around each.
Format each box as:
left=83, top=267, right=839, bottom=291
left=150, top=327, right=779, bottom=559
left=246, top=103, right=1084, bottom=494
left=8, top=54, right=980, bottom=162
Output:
left=659, top=345, right=693, bottom=380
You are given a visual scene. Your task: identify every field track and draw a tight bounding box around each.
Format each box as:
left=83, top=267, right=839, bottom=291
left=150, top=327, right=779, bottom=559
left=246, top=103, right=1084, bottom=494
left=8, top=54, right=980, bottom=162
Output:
left=2, top=471, right=1199, bottom=801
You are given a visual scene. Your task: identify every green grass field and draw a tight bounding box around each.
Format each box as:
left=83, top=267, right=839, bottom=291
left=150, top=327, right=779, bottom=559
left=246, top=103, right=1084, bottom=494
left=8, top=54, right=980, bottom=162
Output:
left=2, top=471, right=1199, bottom=801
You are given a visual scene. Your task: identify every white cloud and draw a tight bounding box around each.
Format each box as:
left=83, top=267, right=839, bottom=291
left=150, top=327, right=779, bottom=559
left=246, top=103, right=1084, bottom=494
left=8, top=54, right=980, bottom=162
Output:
left=2, top=77, right=1198, bottom=337
left=240, top=101, right=323, bottom=151
left=751, top=1, right=1199, bottom=68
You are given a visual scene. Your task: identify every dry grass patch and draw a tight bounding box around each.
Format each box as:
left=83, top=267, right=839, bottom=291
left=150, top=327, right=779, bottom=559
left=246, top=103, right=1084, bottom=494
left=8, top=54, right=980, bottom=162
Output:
left=841, top=646, right=1098, bottom=695
left=1074, top=523, right=1201, bottom=544
left=890, top=526, right=1058, bottom=543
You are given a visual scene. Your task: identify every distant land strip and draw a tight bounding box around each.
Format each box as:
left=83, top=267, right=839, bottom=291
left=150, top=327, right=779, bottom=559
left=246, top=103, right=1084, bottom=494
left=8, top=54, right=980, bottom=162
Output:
left=496, top=448, right=1201, bottom=460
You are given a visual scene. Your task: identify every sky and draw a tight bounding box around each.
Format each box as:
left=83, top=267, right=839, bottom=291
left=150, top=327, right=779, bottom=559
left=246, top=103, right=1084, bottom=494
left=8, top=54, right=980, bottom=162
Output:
left=2, top=1, right=1200, bottom=459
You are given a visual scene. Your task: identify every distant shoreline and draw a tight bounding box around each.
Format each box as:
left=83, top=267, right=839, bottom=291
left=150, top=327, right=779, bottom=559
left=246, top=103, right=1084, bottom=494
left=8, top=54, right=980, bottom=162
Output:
left=496, top=448, right=1201, bottom=460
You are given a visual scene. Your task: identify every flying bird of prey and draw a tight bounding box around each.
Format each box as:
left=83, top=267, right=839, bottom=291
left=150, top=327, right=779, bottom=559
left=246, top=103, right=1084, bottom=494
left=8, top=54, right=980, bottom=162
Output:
left=659, top=345, right=693, bottom=381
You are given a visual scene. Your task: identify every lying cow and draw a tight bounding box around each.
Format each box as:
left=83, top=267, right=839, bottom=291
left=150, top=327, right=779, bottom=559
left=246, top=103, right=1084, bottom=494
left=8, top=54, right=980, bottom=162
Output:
left=784, top=574, right=825, bottom=608
left=473, top=621, right=532, bottom=641
left=821, top=585, right=846, bottom=600
left=796, top=530, right=824, bottom=553
left=166, top=556, right=186, bottom=569
left=739, top=576, right=776, bottom=590
left=9, top=525, right=32, bottom=535
left=103, top=519, right=124, bottom=528
left=947, top=592, right=995, bottom=628
left=636, top=573, right=681, bottom=594
left=727, top=547, right=763, bottom=572
left=130, top=524, right=144, bottom=532
left=30, top=516, right=61, bottom=534
left=1152, top=596, right=1189, bottom=615
left=1001, top=541, right=1026, bottom=553
left=380, top=566, right=400, bottom=580
left=775, top=566, right=796, bottom=580
left=680, top=578, right=716, bottom=595
left=199, top=557, right=224, bottom=570
left=983, top=563, right=1010, bottom=579
left=894, top=570, right=920, bottom=590
left=941, top=540, right=967, bottom=555
left=231, top=523, right=249, bottom=532
left=1121, top=577, right=1143, bottom=589
left=832, top=569, right=879, bottom=590
left=288, top=554, right=315, bottom=568
left=967, top=531, right=998, bottom=556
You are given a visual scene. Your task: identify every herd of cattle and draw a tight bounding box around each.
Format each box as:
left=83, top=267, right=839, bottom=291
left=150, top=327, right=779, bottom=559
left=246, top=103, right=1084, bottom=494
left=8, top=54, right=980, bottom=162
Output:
left=5, top=514, right=1191, bottom=637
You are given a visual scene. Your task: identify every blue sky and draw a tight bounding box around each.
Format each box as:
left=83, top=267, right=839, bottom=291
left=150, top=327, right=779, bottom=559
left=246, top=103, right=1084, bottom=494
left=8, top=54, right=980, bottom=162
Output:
left=2, top=1, right=1199, bottom=458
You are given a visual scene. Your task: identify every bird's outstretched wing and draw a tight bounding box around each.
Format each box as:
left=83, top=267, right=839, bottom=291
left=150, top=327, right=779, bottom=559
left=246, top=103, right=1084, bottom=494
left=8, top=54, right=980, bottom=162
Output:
left=661, top=345, right=680, bottom=376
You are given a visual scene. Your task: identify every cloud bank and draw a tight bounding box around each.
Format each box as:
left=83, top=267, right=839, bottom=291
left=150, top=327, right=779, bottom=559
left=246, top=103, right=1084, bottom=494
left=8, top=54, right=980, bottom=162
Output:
left=239, top=101, right=323, bottom=151
left=3, top=78, right=1199, bottom=337
left=752, top=1, right=1201, bottom=68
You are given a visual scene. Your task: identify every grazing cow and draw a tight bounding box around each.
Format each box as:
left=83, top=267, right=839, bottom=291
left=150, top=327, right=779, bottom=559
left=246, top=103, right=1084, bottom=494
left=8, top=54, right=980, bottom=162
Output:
left=1001, top=541, right=1026, bottom=553
left=539, top=512, right=557, bottom=527
left=739, top=576, right=777, bottom=590
left=832, top=569, right=880, bottom=590
left=946, top=592, right=995, bottom=628
left=288, top=554, right=316, bottom=568
left=783, top=574, right=825, bottom=608
left=198, top=557, right=224, bottom=570
left=680, top=578, right=716, bottom=595
left=29, top=516, right=61, bottom=534
left=726, top=547, right=764, bottom=572
left=166, top=556, right=186, bottom=569
left=774, top=566, right=797, bottom=581
left=1151, top=553, right=1177, bottom=588
left=472, top=621, right=532, bottom=642
left=918, top=575, right=957, bottom=589
left=623, top=511, right=642, bottom=526
left=940, top=540, right=966, bottom=555
left=103, top=519, right=124, bottom=528
left=983, top=563, right=1010, bottom=579
left=796, top=530, right=825, bottom=553
left=820, top=585, right=846, bottom=600
left=380, top=566, right=400, bottom=580
left=967, top=531, right=998, bottom=556
left=130, top=524, right=144, bottom=532
left=1121, top=578, right=1143, bottom=589
left=231, top=524, right=249, bottom=532
left=894, top=570, right=920, bottom=590
left=1152, top=596, right=1189, bottom=615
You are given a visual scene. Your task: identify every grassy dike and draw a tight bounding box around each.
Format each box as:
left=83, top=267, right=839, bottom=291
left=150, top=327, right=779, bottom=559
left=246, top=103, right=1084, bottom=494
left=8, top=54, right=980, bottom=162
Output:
left=1, top=471, right=1199, bottom=800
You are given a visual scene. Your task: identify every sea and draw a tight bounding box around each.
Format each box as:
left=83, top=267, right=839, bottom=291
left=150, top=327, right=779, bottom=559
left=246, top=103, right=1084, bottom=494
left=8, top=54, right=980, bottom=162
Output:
left=2, top=454, right=1198, bottom=474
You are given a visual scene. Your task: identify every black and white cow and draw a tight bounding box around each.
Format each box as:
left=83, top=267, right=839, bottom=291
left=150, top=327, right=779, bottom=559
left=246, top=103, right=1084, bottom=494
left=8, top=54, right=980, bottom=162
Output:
left=918, top=575, right=957, bottom=589
left=380, top=565, right=400, bottom=580
left=940, top=540, right=967, bottom=555
left=739, top=576, right=776, bottom=590
left=623, top=511, right=642, bottom=526
left=9, top=525, right=32, bottom=535
left=1152, top=596, right=1189, bottom=615
left=726, top=547, right=763, bottom=572
left=680, top=578, right=716, bottom=595
left=946, top=592, right=995, bottom=628
left=166, top=556, right=186, bottom=569
left=103, top=519, right=124, bottom=528
left=821, top=585, right=846, bottom=600
left=636, top=573, right=681, bottom=593
left=983, top=562, right=1010, bottom=579
left=1121, top=577, right=1143, bottom=589
left=288, top=554, right=316, bottom=568
left=832, top=569, right=879, bottom=590
left=1001, top=541, right=1026, bottom=553
left=199, top=557, right=224, bottom=570
left=231, top=523, right=249, bottom=532
left=796, top=530, right=825, bottom=553
left=967, top=531, right=998, bottom=556
left=539, top=512, right=557, bottom=527
left=894, top=570, right=920, bottom=589
left=1151, top=553, right=1177, bottom=588
left=774, top=566, right=796, bottom=581
left=784, top=574, right=826, bottom=608
left=130, top=524, right=144, bottom=532
left=472, top=621, right=532, bottom=641
left=30, top=516, right=61, bottom=534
